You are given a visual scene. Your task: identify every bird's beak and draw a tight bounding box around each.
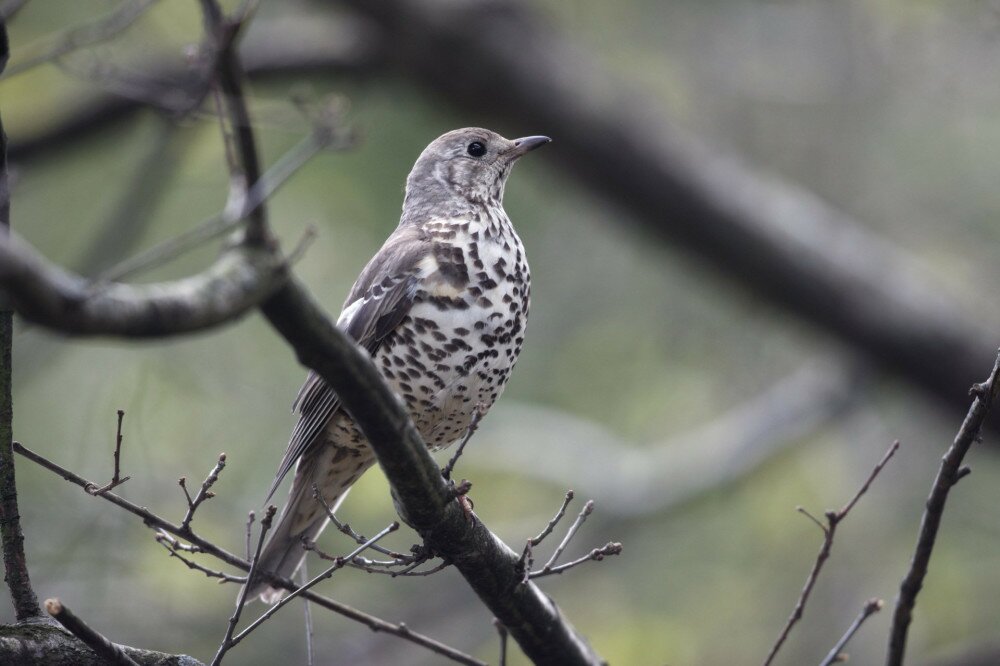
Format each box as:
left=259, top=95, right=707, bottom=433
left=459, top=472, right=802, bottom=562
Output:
left=508, top=135, right=551, bottom=158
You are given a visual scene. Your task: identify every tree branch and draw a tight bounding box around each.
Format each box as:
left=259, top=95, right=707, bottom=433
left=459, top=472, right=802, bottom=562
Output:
left=44, top=598, right=139, bottom=666
left=0, top=231, right=287, bottom=337
left=0, top=16, right=41, bottom=622
left=819, top=598, right=883, bottom=666
left=0, top=622, right=204, bottom=665
left=886, top=351, right=1000, bottom=666
left=762, top=440, right=899, bottom=666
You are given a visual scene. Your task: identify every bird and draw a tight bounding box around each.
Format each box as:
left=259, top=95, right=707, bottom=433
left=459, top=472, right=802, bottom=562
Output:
left=247, top=128, right=550, bottom=602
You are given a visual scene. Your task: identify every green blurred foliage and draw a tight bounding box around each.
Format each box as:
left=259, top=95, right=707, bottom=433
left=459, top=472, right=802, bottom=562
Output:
left=4, top=1, right=1000, bottom=664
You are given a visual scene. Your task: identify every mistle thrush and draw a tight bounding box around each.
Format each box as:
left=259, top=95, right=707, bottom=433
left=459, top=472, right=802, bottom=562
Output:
left=248, top=128, right=550, bottom=601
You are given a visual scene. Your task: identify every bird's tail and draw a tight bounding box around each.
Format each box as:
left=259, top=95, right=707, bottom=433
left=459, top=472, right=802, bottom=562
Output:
left=244, top=449, right=376, bottom=603
left=244, top=478, right=339, bottom=604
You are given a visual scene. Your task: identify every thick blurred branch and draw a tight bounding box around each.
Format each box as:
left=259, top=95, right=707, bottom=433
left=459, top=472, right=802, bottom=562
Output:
left=338, top=0, right=1000, bottom=429
left=479, top=360, right=863, bottom=517
left=0, top=231, right=287, bottom=336
left=5, top=13, right=381, bottom=162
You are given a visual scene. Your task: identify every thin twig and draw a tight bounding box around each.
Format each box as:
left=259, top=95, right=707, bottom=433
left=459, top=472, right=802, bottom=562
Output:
left=819, top=598, right=883, bottom=666
left=761, top=440, right=900, bottom=666
left=886, top=352, right=1000, bottom=666
left=530, top=490, right=574, bottom=546
left=244, top=510, right=255, bottom=560
left=85, top=409, right=131, bottom=495
left=529, top=542, right=623, bottom=579
left=210, top=504, right=276, bottom=666
left=229, top=522, right=400, bottom=650
left=45, top=598, right=139, bottom=666
left=180, top=452, right=226, bottom=531
left=541, top=500, right=594, bottom=572
left=155, top=532, right=245, bottom=584
left=301, top=563, right=315, bottom=666
left=90, top=126, right=337, bottom=287
left=441, top=404, right=485, bottom=481
left=343, top=553, right=448, bottom=577
left=14, top=442, right=484, bottom=665
left=312, top=483, right=409, bottom=559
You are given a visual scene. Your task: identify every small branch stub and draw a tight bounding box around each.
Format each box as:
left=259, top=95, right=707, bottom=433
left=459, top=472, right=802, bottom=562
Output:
left=45, top=597, right=140, bottom=666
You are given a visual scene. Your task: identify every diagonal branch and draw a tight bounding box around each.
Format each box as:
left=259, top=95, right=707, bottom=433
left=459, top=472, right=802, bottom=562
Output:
left=885, top=351, right=1000, bottom=666
left=260, top=281, right=603, bottom=665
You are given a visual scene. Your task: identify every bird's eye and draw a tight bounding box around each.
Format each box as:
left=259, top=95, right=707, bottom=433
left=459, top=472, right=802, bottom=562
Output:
left=467, top=141, right=487, bottom=157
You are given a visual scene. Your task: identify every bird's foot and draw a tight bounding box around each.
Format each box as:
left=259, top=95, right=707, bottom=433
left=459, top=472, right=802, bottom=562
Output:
left=451, top=479, right=476, bottom=525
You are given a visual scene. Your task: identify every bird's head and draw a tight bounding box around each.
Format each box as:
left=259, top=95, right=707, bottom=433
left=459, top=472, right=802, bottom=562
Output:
left=403, top=128, right=550, bottom=211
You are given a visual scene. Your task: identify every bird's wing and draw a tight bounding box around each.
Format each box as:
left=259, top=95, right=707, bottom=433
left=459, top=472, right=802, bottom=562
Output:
left=265, top=225, right=431, bottom=501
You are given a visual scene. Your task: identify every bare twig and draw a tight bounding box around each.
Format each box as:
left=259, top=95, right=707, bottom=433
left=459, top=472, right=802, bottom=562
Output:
left=302, top=527, right=446, bottom=577
left=244, top=511, right=255, bottom=560
left=14, top=441, right=483, bottom=665
left=311, top=483, right=410, bottom=559
left=761, top=440, right=900, bottom=666
left=155, top=532, right=245, bottom=584
left=197, top=0, right=267, bottom=248
left=530, top=489, right=574, bottom=547
left=85, top=409, right=131, bottom=495
left=301, top=564, right=315, bottom=666
left=44, top=598, right=139, bottom=666
left=210, top=504, right=276, bottom=666
left=529, top=542, right=623, bottom=579
left=541, top=500, right=595, bottom=572
left=230, top=522, right=400, bottom=654
left=819, top=598, right=883, bottom=666
left=441, top=403, right=485, bottom=481
left=886, top=352, right=1000, bottom=666
left=156, top=532, right=233, bottom=578
left=180, top=452, right=227, bottom=531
